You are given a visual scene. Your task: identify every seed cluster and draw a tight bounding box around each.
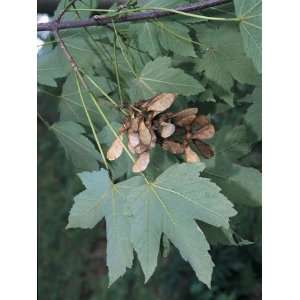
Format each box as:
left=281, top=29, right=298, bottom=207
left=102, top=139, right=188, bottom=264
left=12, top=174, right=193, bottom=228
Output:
left=106, top=93, right=215, bottom=173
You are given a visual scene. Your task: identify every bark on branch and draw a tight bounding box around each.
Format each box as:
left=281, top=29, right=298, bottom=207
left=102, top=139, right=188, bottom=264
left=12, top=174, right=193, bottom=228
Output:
left=37, top=0, right=230, bottom=32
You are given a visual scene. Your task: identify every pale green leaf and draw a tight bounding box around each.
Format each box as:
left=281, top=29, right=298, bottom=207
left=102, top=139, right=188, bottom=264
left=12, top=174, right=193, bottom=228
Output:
left=128, top=57, right=204, bottom=102
left=51, top=121, right=101, bottom=171
left=122, top=163, right=236, bottom=286
left=67, top=170, right=139, bottom=285
left=234, top=0, right=262, bottom=73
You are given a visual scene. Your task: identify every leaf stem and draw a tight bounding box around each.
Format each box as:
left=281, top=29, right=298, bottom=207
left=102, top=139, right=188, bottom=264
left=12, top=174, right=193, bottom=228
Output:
left=75, top=73, right=109, bottom=169
left=84, top=74, right=128, bottom=116
left=153, top=19, right=204, bottom=48
left=111, top=20, right=137, bottom=77
left=150, top=6, right=240, bottom=22
left=113, top=35, right=124, bottom=107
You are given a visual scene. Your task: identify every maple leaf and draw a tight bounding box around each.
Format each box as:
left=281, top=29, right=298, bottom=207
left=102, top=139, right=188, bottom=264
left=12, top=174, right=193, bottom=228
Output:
left=128, top=56, right=204, bottom=102
left=67, top=170, right=139, bottom=285
left=51, top=121, right=101, bottom=171
left=120, top=163, right=237, bottom=286
left=234, top=0, right=262, bottom=73
left=195, top=25, right=258, bottom=92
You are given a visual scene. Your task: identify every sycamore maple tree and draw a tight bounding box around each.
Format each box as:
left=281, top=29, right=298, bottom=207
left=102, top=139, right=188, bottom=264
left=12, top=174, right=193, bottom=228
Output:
left=37, top=0, right=262, bottom=288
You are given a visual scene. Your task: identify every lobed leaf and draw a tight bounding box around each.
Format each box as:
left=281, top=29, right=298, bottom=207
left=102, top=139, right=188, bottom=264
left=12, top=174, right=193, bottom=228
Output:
left=122, top=163, right=236, bottom=286
left=51, top=121, right=101, bottom=171
left=234, top=0, right=262, bottom=73
left=128, top=57, right=204, bottom=102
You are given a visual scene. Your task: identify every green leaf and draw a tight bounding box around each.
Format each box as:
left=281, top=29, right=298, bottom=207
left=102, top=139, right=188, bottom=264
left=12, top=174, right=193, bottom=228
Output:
left=234, top=0, right=262, bottom=73
left=138, top=0, right=183, bottom=8
left=243, top=86, right=262, bottom=141
left=129, top=20, right=196, bottom=58
left=128, top=56, right=204, bottom=102
left=156, top=21, right=197, bottom=57
left=129, top=22, right=161, bottom=57
left=123, top=163, right=236, bottom=286
left=207, top=124, right=254, bottom=162
left=37, top=46, right=69, bottom=87
left=59, top=73, right=121, bottom=128
left=38, top=33, right=102, bottom=86
left=199, top=222, right=252, bottom=246
left=54, top=0, right=97, bottom=20
left=195, top=25, right=258, bottom=92
left=51, top=121, right=101, bottom=171
left=202, top=122, right=261, bottom=207
left=67, top=170, right=140, bottom=285
left=205, top=162, right=262, bottom=207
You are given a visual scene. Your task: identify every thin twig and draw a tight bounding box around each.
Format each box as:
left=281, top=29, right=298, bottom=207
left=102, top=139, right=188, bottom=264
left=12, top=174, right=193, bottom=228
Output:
left=37, top=0, right=231, bottom=31
left=53, top=29, right=86, bottom=87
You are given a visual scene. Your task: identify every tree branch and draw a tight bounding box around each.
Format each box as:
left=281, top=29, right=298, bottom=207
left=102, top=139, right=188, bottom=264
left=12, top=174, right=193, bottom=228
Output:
left=37, top=0, right=231, bottom=32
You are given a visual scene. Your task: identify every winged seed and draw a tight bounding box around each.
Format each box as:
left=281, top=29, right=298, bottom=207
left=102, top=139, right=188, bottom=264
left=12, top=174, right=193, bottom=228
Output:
left=139, top=120, right=152, bottom=146
left=107, top=134, right=124, bottom=161
left=192, top=124, right=215, bottom=140
left=147, top=93, right=176, bottom=113
left=162, top=140, right=184, bottom=154
left=184, top=146, right=200, bottom=163
left=160, top=122, right=176, bottom=138
left=132, top=151, right=150, bottom=173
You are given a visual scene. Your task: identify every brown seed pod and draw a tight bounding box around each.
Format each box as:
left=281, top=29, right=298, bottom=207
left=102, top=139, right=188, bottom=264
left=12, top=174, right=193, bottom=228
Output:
left=135, top=144, right=149, bottom=154
left=139, top=120, right=152, bottom=146
left=106, top=134, right=124, bottom=161
left=160, top=122, right=176, bottom=138
left=132, top=151, right=150, bottom=173
left=173, top=108, right=198, bottom=121
left=128, top=130, right=140, bottom=148
left=147, top=93, right=176, bottom=114
left=128, top=142, right=136, bottom=154
left=162, top=140, right=185, bottom=154
left=184, top=146, right=200, bottom=163
left=149, top=129, right=157, bottom=149
left=193, top=140, right=214, bottom=159
left=191, top=124, right=215, bottom=140
left=193, top=115, right=209, bottom=128
left=120, top=118, right=131, bottom=133
left=175, top=114, right=197, bottom=127
left=130, top=116, right=140, bottom=132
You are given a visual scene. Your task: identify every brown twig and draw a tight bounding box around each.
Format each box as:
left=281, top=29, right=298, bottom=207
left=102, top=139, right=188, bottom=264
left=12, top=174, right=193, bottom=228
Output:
left=37, top=0, right=231, bottom=32
left=53, top=29, right=86, bottom=87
